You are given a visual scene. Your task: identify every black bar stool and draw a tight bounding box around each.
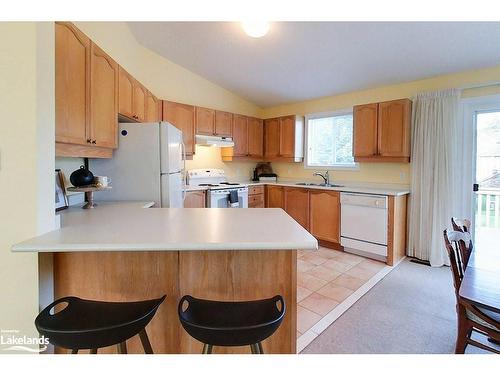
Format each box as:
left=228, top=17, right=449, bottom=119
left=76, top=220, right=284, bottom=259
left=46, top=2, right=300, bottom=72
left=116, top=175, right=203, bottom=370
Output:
left=35, top=295, right=166, bottom=354
left=178, top=295, right=285, bottom=354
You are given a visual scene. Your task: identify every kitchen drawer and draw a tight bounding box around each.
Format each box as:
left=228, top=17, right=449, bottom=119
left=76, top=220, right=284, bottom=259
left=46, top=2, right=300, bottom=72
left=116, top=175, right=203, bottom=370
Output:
left=248, top=185, right=264, bottom=196
left=248, top=194, right=264, bottom=208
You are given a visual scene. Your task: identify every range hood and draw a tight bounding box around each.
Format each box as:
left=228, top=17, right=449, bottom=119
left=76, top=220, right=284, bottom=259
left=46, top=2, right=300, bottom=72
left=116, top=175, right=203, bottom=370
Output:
left=195, top=134, right=234, bottom=147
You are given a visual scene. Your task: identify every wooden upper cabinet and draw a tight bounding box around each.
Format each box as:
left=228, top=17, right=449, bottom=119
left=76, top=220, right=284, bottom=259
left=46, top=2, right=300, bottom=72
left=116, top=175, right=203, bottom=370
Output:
left=55, top=22, right=90, bottom=146
left=89, top=42, right=118, bottom=149
left=353, top=99, right=411, bottom=162
left=353, top=103, right=378, bottom=158
left=279, top=116, right=296, bottom=157
left=196, top=107, right=215, bottom=135
left=232, top=114, right=248, bottom=156
left=215, top=111, right=233, bottom=137
left=377, top=99, right=411, bottom=158
left=118, top=67, right=134, bottom=119
left=266, top=185, right=284, bottom=209
left=118, top=66, right=147, bottom=122
left=284, top=188, right=310, bottom=230
left=248, top=117, right=264, bottom=158
left=264, top=118, right=280, bottom=157
left=132, top=81, right=146, bottom=121
left=163, top=100, right=196, bottom=156
left=309, top=190, right=340, bottom=244
left=264, top=115, right=304, bottom=162
left=145, top=91, right=160, bottom=122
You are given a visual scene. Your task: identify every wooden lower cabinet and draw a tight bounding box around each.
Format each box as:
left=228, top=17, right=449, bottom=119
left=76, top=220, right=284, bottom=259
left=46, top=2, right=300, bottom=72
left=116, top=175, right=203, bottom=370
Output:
left=183, top=191, right=206, bottom=208
left=309, top=190, right=340, bottom=244
left=283, top=188, right=309, bottom=230
left=248, top=185, right=264, bottom=208
left=265, top=185, right=284, bottom=209
left=53, top=250, right=297, bottom=354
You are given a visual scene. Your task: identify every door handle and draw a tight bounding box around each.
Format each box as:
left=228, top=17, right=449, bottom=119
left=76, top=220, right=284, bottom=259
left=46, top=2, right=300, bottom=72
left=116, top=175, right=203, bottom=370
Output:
left=473, top=183, right=479, bottom=192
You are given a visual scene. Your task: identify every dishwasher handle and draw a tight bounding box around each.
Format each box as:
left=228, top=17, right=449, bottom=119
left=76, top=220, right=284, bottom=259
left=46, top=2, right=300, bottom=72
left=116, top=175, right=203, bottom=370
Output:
left=340, top=193, right=388, bottom=209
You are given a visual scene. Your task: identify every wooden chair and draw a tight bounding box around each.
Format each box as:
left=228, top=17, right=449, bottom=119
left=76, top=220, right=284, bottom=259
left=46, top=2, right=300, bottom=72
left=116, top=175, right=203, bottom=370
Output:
left=450, top=218, right=473, bottom=276
left=443, top=230, right=500, bottom=353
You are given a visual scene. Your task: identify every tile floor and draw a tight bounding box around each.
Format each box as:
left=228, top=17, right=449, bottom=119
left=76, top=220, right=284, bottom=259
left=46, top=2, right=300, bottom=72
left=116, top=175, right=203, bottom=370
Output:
left=296, top=247, right=387, bottom=340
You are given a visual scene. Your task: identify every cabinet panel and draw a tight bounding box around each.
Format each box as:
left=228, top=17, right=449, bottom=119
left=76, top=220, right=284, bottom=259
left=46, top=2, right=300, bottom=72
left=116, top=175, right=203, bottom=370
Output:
left=145, top=91, right=160, bottom=122
left=264, top=118, right=280, bottom=157
left=55, top=22, right=90, bottom=145
left=265, top=185, right=284, bottom=209
left=133, top=82, right=146, bottom=122
left=118, top=67, right=134, bottom=119
left=89, top=43, right=118, bottom=149
left=162, top=101, right=196, bottom=156
left=284, top=188, right=309, bottom=230
left=215, top=111, right=233, bottom=137
left=353, top=103, right=378, bottom=158
left=279, top=116, right=296, bottom=157
left=377, top=99, right=411, bottom=158
left=196, top=107, right=215, bottom=135
left=309, top=190, right=340, bottom=243
left=248, top=117, right=264, bottom=158
left=184, top=191, right=206, bottom=208
left=232, top=114, right=248, bottom=156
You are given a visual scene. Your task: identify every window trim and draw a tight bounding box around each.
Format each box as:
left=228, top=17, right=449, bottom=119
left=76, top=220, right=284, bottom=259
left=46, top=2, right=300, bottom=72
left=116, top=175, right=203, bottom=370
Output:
left=304, top=109, right=359, bottom=171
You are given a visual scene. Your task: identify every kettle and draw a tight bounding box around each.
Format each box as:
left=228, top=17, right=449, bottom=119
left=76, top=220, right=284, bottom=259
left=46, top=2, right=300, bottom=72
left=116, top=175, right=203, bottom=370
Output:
left=70, top=165, right=94, bottom=187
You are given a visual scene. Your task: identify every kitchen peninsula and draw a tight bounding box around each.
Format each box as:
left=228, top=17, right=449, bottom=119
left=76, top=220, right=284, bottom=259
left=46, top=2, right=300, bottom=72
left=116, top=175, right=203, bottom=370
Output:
left=12, top=204, right=318, bottom=354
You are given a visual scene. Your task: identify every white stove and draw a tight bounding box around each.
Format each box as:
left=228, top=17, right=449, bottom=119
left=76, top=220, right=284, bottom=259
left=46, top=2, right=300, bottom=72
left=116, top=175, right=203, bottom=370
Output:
left=187, top=169, right=248, bottom=208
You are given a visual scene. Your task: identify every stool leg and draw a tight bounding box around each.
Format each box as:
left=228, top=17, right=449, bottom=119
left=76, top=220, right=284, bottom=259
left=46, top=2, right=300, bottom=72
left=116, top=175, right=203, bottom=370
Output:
left=202, top=344, right=213, bottom=354
left=71, top=349, right=78, bottom=354
left=250, top=343, right=258, bottom=354
left=90, top=348, right=98, bottom=354
left=139, top=329, right=153, bottom=354
left=117, top=341, right=127, bottom=354
left=257, top=342, right=264, bottom=354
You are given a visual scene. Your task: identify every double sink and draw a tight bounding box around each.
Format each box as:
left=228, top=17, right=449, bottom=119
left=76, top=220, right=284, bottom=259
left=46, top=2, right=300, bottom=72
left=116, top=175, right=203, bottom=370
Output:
left=295, top=182, right=344, bottom=188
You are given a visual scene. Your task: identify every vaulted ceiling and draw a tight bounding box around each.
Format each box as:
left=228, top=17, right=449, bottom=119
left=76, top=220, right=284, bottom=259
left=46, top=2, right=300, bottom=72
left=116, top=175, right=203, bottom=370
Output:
left=128, top=22, right=500, bottom=107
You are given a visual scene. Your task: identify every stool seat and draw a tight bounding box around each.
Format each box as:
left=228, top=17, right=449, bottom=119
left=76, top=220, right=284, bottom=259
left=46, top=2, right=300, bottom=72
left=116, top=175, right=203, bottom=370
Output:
left=35, top=295, right=165, bottom=351
left=178, top=295, right=285, bottom=349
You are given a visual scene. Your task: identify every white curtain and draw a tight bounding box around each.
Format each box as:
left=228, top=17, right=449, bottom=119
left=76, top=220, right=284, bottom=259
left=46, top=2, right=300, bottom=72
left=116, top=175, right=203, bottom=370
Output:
left=408, top=89, right=462, bottom=267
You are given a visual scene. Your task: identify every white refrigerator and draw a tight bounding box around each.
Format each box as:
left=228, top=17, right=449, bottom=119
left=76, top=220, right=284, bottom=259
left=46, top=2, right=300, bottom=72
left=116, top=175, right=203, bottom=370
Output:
left=91, top=122, right=185, bottom=207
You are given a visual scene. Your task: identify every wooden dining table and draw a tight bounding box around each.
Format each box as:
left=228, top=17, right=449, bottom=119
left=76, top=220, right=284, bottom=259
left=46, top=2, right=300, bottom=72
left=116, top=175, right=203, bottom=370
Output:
left=459, top=241, right=500, bottom=314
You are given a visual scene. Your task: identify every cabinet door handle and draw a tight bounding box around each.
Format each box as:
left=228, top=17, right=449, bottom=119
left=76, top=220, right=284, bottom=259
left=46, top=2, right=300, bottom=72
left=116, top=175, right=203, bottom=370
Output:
left=92, top=140, right=96, bottom=144
left=87, top=139, right=91, bottom=143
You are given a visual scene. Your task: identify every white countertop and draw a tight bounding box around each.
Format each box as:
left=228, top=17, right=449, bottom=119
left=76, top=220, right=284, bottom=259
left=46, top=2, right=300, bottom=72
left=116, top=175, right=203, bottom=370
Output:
left=12, top=204, right=318, bottom=253
left=184, top=180, right=409, bottom=196
left=243, top=180, right=409, bottom=196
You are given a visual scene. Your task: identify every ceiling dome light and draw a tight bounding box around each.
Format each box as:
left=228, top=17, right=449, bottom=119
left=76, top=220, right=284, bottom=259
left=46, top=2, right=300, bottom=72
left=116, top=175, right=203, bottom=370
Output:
left=241, top=21, right=270, bottom=38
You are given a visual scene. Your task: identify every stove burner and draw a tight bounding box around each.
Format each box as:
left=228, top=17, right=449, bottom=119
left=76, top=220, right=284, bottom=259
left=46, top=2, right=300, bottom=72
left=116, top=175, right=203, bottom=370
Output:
left=198, top=183, right=220, bottom=187
left=219, top=182, right=240, bottom=185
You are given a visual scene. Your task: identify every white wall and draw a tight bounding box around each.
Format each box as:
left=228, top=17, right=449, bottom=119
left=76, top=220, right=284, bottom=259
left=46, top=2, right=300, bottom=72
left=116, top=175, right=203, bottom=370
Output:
left=0, top=22, right=55, bottom=353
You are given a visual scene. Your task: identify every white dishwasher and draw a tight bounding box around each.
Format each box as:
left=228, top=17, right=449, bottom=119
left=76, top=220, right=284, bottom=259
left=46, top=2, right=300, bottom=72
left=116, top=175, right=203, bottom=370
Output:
left=340, top=192, right=388, bottom=262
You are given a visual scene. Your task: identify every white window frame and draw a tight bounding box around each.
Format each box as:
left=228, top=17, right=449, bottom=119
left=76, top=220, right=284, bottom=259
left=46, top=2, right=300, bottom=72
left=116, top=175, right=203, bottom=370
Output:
left=304, top=109, right=359, bottom=170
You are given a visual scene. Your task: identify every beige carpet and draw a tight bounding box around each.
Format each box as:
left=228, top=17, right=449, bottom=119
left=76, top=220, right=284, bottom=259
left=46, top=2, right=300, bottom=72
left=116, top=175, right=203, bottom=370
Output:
left=301, top=258, right=498, bottom=354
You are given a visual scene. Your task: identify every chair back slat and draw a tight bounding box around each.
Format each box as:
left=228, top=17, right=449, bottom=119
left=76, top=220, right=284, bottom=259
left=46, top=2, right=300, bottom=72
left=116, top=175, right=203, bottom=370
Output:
left=450, top=218, right=473, bottom=269
left=443, top=229, right=472, bottom=300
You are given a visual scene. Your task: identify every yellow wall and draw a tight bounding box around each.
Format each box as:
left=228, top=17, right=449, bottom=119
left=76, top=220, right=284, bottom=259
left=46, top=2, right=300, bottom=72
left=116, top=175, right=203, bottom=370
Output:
left=74, top=22, right=261, bottom=117
left=0, top=22, right=55, bottom=352
left=191, top=65, right=500, bottom=184
left=72, top=23, right=500, bottom=186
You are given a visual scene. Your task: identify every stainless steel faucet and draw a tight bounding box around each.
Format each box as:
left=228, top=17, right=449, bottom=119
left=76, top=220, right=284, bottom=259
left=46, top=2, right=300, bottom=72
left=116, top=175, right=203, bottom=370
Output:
left=313, top=171, right=330, bottom=185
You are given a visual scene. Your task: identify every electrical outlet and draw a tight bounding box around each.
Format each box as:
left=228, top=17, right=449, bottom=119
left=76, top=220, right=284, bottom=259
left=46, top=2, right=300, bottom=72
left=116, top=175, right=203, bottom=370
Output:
left=287, top=168, right=292, bottom=175
left=400, top=171, right=406, bottom=181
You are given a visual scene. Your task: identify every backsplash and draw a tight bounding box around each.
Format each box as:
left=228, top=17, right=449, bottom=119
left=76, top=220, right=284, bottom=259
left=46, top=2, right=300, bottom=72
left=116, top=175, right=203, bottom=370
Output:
left=186, top=146, right=411, bottom=185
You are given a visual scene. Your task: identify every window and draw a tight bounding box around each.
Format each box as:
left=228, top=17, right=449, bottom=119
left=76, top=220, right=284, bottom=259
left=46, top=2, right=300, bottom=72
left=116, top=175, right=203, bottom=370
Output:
left=305, top=111, right=357, bottom=169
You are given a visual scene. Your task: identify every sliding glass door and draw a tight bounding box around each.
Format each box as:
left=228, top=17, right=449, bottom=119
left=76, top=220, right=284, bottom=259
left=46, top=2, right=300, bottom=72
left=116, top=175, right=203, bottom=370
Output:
left=473, top=107, right=500, bottom=249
